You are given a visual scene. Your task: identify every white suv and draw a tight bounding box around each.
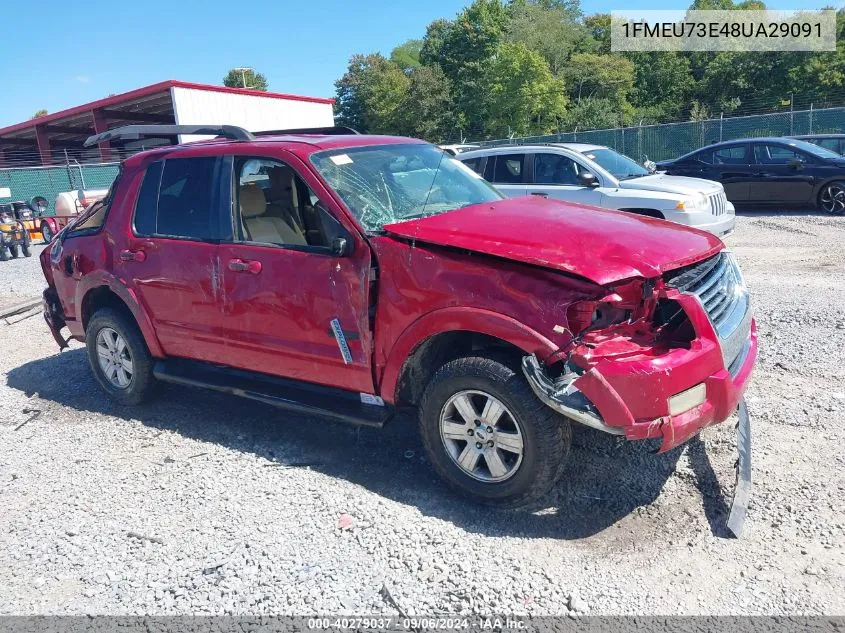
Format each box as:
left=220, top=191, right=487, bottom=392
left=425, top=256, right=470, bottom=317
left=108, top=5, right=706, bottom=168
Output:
left=458, top=143, right=735, bottom=237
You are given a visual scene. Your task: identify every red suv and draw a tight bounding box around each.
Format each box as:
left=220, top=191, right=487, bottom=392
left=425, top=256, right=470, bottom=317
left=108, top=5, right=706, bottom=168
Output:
left=40, top=125, right=756, bottom=515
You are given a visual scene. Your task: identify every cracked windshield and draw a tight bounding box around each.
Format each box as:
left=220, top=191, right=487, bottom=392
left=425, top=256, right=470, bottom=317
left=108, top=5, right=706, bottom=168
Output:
left=311, top=143, right=501, bottom=231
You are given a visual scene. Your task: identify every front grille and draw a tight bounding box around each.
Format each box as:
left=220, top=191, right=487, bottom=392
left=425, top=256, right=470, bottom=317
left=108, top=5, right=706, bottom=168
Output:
left=707, top=191, right=727, bottom=216
left=665, top=252, right=746, bottom=336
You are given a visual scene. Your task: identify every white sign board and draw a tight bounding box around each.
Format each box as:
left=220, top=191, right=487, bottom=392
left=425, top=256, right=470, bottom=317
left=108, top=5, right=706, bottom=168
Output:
left=0, top=187, right=10, bottom=199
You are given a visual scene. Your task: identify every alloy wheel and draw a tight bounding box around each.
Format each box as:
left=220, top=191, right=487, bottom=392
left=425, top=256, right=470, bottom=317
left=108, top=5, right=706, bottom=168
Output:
left=96, top=327, right=134, bottom=389
left=820, top=183, right=845, bottom=214
left=439, top=389, right=524, bottom=483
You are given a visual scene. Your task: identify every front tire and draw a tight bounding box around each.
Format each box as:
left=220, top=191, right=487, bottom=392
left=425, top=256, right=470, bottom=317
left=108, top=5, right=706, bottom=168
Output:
left=819, top=181, right=845, bottom=215
left=21, top=237, right=31, bottom=257
left=9, top=244, right=18, bottom=258
left=0, top=246, right=8, bottom=262
left=418, top=354, right=571, bottom=508
left=85, top=308, right=155, bottom=405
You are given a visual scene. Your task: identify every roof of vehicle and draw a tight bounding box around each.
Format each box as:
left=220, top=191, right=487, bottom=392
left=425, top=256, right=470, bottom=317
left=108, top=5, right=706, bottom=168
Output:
left=122, top=133, right=427, bottom=167
left=791, top=133, right=845, bottom=139
left=458, top=142, right=609, bottom=158
left=666, top=136, right=822, bottom=161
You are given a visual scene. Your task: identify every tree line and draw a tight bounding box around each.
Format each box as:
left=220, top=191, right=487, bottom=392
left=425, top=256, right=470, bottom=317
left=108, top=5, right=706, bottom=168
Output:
left=332, top=0, right=845, bottom=142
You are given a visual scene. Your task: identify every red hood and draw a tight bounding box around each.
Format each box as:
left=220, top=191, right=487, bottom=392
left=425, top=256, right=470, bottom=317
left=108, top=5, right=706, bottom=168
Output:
left=383, top=197, right=723, bottom=286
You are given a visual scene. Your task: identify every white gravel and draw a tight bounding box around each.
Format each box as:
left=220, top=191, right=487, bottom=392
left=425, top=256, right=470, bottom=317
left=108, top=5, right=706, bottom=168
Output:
left=0, top=212, right=843, bottom=615
left=0, top=243, right=48, bottom=303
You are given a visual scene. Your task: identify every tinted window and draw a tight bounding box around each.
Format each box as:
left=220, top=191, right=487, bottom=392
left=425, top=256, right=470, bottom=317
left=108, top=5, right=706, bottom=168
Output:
left=713, top=146, right=748, bottom=165
left=236, top=158, right=328, bottom=248
left=461, top=156, right=485, bottom=175
left=534, top=153, right=581, bottom=185
left=134, top=161, right=162, bottom=236
left=154, top=158, right=219, bottom=239
left=818, top=138, right=842, bottom=154
left=491, top=154, right=525, bottom=184
left=754, top=144, right=804, bottom=164
left=691, top=150, right=713, bottom=164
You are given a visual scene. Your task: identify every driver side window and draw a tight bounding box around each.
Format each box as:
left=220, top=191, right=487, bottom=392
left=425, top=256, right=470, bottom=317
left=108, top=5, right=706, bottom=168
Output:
left=754, top=144, right=805, bottom=165
left=235, top=158, right=328, bottom=249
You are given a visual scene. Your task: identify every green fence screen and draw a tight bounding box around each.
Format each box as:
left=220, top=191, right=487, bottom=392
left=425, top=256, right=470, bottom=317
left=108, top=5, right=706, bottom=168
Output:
left=0, top=163, right=120, bottom=215
left=478, top=106, right=845, bottom=162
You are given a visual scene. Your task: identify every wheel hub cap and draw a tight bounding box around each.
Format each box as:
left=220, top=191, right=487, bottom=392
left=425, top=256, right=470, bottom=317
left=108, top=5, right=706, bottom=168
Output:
left=439, top=390, right=524, bottom=483
left=95, top=327, right=133, bottom=389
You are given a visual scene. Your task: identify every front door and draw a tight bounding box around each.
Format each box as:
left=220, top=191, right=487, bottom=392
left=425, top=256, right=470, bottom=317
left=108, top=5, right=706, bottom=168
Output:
left=528, top=152, right=602, bottom=205
left=748, top=143, right=815, bottom=204
left=218, top=152, right=374, bottom=394
left=120, top=156, right=229, bottom=364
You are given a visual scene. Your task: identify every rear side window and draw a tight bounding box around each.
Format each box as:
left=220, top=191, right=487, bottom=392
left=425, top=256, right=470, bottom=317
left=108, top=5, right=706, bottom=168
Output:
left=817, top=138, right=842, bottom=154
left=133, top=157, right=222, bottom=240
left=713, top=145, right=748, bottom=164
left=489, top=154, right=525, bottom=184
left=461, top=156, right=485, bottom=175
left=66, top=171, right=121, bottom=236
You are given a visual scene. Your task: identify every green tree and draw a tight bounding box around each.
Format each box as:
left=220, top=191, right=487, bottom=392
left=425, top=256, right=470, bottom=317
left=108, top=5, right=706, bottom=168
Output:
left=583, top=13, right=611, bottom=54
left=390, top=39, right=423, bottom=72
left=564, top=53, right=634, bottom=122
left=334, top=54, right=409, bottom=133
left=506, top=2, right=594, bottom=75
left=397, top=65, right=454, bottom=141
left=482, top=41, right=567, bottom=137
left=563, top=98, right=624, bottom=130
left=223, top=68, right=268, bottom=91
left=627, top=52, right=695, bottom=121
left=32, top=109, right=48, bottom=118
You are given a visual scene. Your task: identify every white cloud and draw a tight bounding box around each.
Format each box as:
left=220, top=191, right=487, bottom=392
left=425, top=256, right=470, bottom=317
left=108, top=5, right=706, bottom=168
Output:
left=74, top=75, right=91, bottom=84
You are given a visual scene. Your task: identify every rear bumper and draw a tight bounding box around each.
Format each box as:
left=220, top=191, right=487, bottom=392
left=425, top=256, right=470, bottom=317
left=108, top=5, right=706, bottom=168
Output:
left=524, top=318, right=757, bottom=452
left=43, top=288, right=69, bottom=350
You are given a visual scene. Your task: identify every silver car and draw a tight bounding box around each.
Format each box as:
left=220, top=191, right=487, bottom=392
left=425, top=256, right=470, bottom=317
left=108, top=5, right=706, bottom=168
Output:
left=458, top=143, right=735, bottom=237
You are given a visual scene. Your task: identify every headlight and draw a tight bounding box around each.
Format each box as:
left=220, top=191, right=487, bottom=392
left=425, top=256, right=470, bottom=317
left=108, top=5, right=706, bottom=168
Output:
left=675, top=193, right=708, bottom=212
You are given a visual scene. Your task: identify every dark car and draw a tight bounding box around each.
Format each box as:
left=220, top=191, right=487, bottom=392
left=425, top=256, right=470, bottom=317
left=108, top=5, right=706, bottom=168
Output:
left=656, top=137, right=845, bottom=214
left=38, top=123, right=755, bottom=521
left=791, top=134, right=845, bottom=156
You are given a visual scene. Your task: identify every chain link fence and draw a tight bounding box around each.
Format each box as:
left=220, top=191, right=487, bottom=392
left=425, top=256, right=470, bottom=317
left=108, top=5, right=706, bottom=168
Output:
left=0, top=162, right=120, bottom=215
left=477, top=106, right=845, bottom=162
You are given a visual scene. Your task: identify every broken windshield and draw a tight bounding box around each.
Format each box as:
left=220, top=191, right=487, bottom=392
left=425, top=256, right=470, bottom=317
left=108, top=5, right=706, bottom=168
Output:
left=310, top=143, right=502, bottom=232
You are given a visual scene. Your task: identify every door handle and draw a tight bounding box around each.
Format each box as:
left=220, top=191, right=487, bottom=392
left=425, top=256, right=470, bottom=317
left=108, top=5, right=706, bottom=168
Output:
left=119, top=249, right=146, bottom=262
left=530, top=192, right=548, bottom=197
left=228, top=258, right=262, bottom=274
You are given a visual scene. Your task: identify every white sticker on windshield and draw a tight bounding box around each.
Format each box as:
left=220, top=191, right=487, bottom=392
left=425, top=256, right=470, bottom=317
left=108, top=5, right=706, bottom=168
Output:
left=330, top=154, right=353, bottom=166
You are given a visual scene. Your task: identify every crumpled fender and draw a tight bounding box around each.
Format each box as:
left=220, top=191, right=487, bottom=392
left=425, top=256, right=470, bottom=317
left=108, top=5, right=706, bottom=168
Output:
left=379, top=307, right=557, bottom=404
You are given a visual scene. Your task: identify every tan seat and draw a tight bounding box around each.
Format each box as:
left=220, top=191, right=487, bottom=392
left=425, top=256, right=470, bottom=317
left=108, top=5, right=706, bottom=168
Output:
left=239, top=185, right=306, bottom=246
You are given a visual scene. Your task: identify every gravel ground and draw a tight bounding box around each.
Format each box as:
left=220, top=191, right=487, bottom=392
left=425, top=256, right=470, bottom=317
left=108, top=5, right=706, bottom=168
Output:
left=0, top=212, right=843, bottom=616
left=0, top=243, right=48, bottom=302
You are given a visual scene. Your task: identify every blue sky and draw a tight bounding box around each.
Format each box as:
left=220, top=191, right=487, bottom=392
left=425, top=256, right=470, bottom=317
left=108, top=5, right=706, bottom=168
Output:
left=0, top=0, right=838, bottom=127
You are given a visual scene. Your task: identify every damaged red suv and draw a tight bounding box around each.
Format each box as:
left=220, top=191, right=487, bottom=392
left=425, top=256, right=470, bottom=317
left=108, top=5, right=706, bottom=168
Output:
left=40, top=125, right=756, bottom=518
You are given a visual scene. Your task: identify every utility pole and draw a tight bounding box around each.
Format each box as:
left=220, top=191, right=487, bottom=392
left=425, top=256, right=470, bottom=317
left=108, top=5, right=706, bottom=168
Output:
left=233, top=67, right=254, bottom=89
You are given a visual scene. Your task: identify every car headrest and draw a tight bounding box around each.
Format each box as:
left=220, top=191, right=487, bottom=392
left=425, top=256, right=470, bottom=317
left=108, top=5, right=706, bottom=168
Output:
left=240, top=185, right=266, bottom=218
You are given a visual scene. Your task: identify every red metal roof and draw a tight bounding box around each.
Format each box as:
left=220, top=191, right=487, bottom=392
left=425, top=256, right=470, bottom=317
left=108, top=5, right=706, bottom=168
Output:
left=0, top=80, right=334, bottom=136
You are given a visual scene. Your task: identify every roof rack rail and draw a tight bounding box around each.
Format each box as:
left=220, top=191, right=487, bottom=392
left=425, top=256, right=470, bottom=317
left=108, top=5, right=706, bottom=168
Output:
left=84, top=124, right=254, bottom=147
left=253, top=126, right=360, bottom=136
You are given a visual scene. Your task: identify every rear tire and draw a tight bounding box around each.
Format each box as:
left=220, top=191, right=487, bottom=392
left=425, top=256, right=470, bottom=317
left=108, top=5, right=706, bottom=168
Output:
left=21, top=238, right=31, bottom=258
left=9, top=245, right=18, bottom=258
left=85, top=307, right=155, bottom=405
left=418, top=354, right=571, bottom=508
left=819, top=181, right=845, bottom=215
left=0, top=246, right=8, bottom=262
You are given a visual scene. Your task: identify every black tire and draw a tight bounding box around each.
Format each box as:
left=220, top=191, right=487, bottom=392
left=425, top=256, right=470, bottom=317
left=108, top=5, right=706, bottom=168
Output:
left=0, top=246, right=8, bottom=262
left=41, top=223, right=53, bottom=244
left=21, top=239, right=31, bottom=258
left=818, top=181, right=845, bottom=215
left=418, top=354, right=571, bottom=508
left=85, top=307, right=155, bottom=405
left=9, top=244, right=18, bottom=258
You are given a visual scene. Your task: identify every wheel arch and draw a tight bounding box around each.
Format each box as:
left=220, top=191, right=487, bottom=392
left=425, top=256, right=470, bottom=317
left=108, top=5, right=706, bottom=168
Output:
left=78, top=276, right=164, bottom=357
left=618, top=207, right=665, bottom=219
left=380, top=307, right=557, bottom=406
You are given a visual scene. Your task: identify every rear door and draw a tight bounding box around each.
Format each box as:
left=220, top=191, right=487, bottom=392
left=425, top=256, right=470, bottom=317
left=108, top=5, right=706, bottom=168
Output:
left=483, top=153, right=528, bottom=197
left=707, top=144, right=753, bottom=203
left=120, top=156, right=229, bottom=363
left=749, top=142, right=815, bottom=204
left=217, top=151, right=375, bottom=394
left=528, top=151, right=603, bottom=205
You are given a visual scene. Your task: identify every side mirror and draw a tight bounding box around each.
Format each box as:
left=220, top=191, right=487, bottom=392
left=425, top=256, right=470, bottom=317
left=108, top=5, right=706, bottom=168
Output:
left=788, top=158, right=805, bottom=169
left=578, top=172, right=600, bottom=187
left=330, top=236, right=352, bottom=257
left=30, top=195, right=48, bottom=214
